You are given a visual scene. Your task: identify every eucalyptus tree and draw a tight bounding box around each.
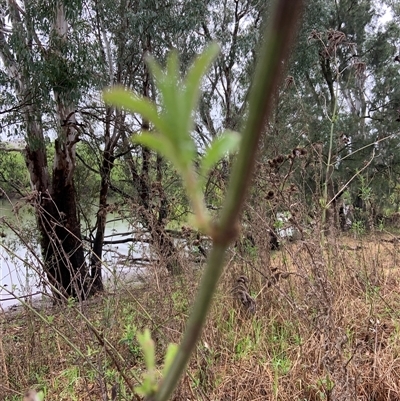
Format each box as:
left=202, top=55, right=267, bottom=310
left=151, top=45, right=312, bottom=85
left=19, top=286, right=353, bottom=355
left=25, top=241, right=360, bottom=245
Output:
left=196, top=0, right=269, bottom=134
left=80, top=0, right=211, bottom=276
left=0, top=0, right=102, bottom=299
left=164, top=0, right=270, bottom=251
left=361, top=9, right=400, bottom=210
left=84, top=0, right=275, bottom=274
left=258, top=0, right=400, bottom=229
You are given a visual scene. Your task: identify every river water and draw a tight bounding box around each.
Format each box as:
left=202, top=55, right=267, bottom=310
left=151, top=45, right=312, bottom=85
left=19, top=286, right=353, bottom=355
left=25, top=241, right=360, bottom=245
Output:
left=0, top=199, right=148, bottom=309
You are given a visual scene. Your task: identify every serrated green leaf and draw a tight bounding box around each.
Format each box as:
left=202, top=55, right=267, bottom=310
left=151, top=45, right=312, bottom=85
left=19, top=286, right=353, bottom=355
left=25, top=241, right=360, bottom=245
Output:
left=149, top=51, right=186, bottom=143
left=133, top=133, right=175, bottom=163
left=166, top=50, right=179, bottom=86
left=162, top=343, right=179, bottom=376
left=182, top=43, right=220, bottom=132
left=134, top=385, right=147, bottom=397
left=103, top=88, right=167, bottom=134
left=133, top=132, right=194, bottom=173
left=135, top=374, right=157, bottom=397
left=200, top=130, right=241, bottom=179
left=145, top=54, right=164, bottom=84
left=137, top=329, right=155, bottom=371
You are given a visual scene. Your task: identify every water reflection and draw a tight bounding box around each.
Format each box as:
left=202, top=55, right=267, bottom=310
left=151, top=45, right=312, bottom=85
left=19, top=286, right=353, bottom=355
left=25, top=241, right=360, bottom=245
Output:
left=0, top=199, right=147, bottom=309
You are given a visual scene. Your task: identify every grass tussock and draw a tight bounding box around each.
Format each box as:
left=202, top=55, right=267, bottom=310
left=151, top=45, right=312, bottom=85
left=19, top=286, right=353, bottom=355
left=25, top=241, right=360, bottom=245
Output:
left=1, top=233, right=400, bottom=400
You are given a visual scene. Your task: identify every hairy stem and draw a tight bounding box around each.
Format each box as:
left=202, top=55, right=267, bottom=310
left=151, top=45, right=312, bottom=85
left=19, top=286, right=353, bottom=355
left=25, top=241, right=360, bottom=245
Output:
left=321, top=50, right=340, bottom=241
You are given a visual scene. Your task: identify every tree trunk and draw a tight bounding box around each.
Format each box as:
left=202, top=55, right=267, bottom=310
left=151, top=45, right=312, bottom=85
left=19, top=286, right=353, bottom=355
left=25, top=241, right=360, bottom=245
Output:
left=49, top=3, right=91, bottom=299
left=128, top=46, right=184, bottom=273
left=22, top=104, right=90, bottom=300
left=121, top=131, right=183, bottom=274
left=20, top=2, right=89, bottom=301
left=90, top=145, right=115, bottom=292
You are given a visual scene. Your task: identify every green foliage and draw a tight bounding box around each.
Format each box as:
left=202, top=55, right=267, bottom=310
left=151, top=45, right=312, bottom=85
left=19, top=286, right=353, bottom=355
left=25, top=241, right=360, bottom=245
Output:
left=171, top=290, right=188, bottom=313
left=74, top=141, right=101, bottom=215
left=162, top=344, right=179, bottom=377
left=0, top=150, right=29, bottom=195
left=134, top=329, right=158, bottom=397
left=199, top=131, right=241, bottom=184
left=104, top=44, right=241, bottom=233
left=59, top=366, right=81, bottom=400
left=120, top=323, right=141, bottom=358
left=134, top=329, right=178, bottom=398
left=104, top=44, right=221, bottom=169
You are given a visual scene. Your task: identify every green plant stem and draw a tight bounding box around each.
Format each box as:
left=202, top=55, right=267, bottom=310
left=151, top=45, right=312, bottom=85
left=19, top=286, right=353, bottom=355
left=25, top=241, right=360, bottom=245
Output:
left=184, top=168, right=210, bottom=232
left=321, top=56, right=340, bottom=242
left=153, top=1, right=304, bottom=400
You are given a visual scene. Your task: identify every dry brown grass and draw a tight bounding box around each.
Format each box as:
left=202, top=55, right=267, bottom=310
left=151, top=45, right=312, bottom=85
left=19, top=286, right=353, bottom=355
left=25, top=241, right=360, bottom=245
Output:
left=1, top=233, right=400, bottom=400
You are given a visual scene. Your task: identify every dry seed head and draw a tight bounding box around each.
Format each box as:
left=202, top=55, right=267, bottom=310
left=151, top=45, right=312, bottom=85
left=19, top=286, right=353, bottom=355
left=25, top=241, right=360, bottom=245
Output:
left=312, top=142, right=323, bottom=154
left=320, top=48, right=331, bottom=59
left=233, top=275, right=256, bottom=314
left=327, top=29, right=346, bottom=45
left=292, top=148, right=302, bottom=157
left=284, top=75, right=294, bottom=90
left=308, top=29, right=322, bottom=42
left=266, top=190, right=275, bottom=200
left=237, top=275, right=249, bottom=285
left=353, top=60, right=366, bottom=79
